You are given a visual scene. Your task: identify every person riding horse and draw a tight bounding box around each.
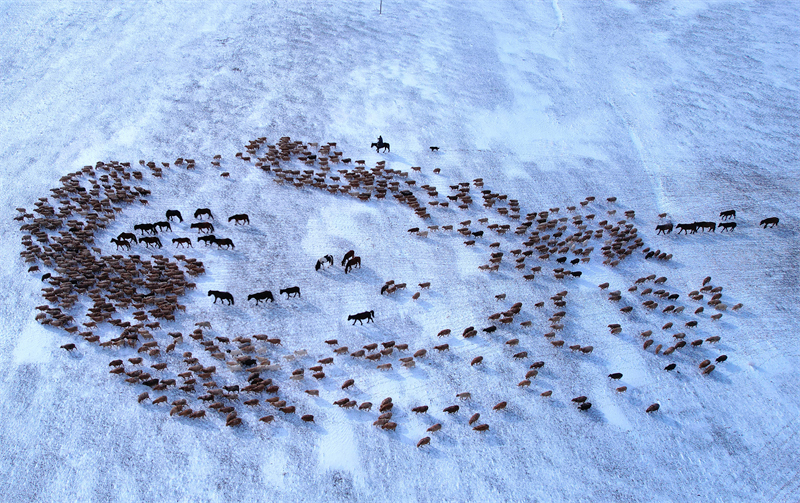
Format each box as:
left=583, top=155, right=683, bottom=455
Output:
left=372, top=135, right=390, bottom=153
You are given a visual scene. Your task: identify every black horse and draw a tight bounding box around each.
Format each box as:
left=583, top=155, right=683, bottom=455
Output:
left=371, top=141, right=390, bottom=153
left=228, top=214, right=250, bottom=225
left=213, top=237, right=235, bottom=249
left=191, top=222, right=215, bottom=234
left=280, top=286, right=301, bottom=298
left=348, top=310, right=374, bottom=325
left=248, top=290, right=275, bottom=304
left=154, top=221, right=172, bottom=232
left=140, top=236, right=163, bottom=248
left=117, top=232, right=138, bottom=243
left=197, top=234, right=216, bottom=245
left=166, top=209, right=183, bottom=222
left=208, top=290, right=234, bottom=305
left=134, top=223, right=157, bottom=235
left=760, top=217, right=779, bottom=228
left=194, top=208, right=214, bottom=219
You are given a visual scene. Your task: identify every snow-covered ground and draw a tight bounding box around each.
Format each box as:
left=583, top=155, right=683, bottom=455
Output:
left=1, top=1, right=798, bottom=501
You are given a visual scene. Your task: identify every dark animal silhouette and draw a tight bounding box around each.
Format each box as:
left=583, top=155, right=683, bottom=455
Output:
left=111, top=238, right=131, bottom=250
left=430, top=146, right=439, bottom=152
left=345, top=256, right=361, bottom=274
left=676, top=223, right=697, bottom=234
left=166, top=210, right=183, bottom=222
left=208, top=290, right=234, bottom=305
left=191, top=222, right=215, bottom=233
left=656, top=223, right=673, bottom=235
left=194, top=208, right=214, bottom=219
left=228, top=214, right=250, bottom=225
left=248, top=290, right=275, bottom=304
left=719, top=222, right=737, bottom=232
left=154, top=221, right=172, bottom=232
left=719, top=209, right=735, bottom=220
left=348, top=311, right=374, bottom=325
left=213, top=237, right=235, bottom=249
left=371, top=141, right=390, bottom=153
left=760, top=217, right=779, bottom=228
left=140, top=236, right=163, bottom=248
left=172, top=237, right=192, bottom=248
left=134, top=223, right=157, bottom=235
left=341, top=250, right=355, bottom=266
left=117, top=232, right=137, bottom=243
left=280, top=286, right=301, bottom=298
left=197, top=234, right=216, bottom=245
left=694, top=221, right=716, bottom=232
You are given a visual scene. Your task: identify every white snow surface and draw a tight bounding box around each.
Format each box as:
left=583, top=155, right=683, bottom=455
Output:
left=1, top=1, right=799, bottom=502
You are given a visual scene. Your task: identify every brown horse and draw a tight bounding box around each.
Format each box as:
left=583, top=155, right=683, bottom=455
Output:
left=345, top=257, right=361, bottom=274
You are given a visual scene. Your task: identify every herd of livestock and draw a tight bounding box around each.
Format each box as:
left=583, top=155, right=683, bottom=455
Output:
left=15, top=135, right=772, bottom=444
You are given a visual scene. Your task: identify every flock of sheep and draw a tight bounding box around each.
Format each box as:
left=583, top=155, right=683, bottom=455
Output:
left=16, top=136, right=749, bottom=448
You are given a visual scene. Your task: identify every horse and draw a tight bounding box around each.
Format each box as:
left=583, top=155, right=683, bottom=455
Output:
left=166, top=209, right=183, bottom=222
left=110, top=238, right=131, bottom=250
left=140, top=236, right=163, bottom=248
left=345, top=256, right=361, bottom=274
left=208, top=290, right=234, bottom=305
left=154, top=221, right=172, bottom=232
left=720, top=209, right=736, bottom=220
left=656, top=223, right=673, bottom=235
left=228, top=214, right=250, bottom=225
left=280, top=286, right=301, bottom=298
left=719, top=222, right=737, bottom=232
left=694, top=221, right=716, bottom=232
left=117, top=232, right=138, bottom=243
left=172, top=237, right=192, bottom=248
left=760, top=217, right=779, bottom=228
left=248, top=290, right=275, bottom=304
left=315, top=254, right=334, bottom=271
left=371, top=141, right=390, bottom=153
left=348, top=310, right=374, bottom=325
left=194, top=208, right=214, bottom=219
left=134, top=223, right=157, bottom=235
left=676, top=223, right=697, bottom=234
left=190, top=222, right=215, bottom=233
left=213, top=237, right=235, bottom=249
left=197, top=234, right=216, bottom=245
left=341, top=249, right=355, bottom=266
